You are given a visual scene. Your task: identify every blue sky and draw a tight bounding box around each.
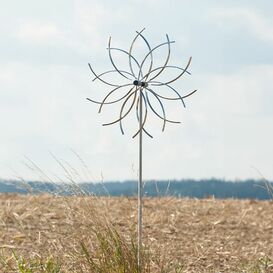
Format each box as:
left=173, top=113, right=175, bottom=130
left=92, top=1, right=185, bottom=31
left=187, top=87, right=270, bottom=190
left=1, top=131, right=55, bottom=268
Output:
left=0, top=0, right=273, bottom=182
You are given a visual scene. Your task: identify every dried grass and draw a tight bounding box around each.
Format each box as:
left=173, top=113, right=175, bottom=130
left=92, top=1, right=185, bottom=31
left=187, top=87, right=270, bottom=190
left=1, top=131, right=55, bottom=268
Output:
left=0, top=194, right=273, bottom=272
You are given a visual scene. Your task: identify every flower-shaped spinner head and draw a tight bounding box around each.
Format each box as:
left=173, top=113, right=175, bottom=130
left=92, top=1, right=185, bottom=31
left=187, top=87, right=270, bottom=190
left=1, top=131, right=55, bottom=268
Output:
left=87, top=28, right=196, bottom=138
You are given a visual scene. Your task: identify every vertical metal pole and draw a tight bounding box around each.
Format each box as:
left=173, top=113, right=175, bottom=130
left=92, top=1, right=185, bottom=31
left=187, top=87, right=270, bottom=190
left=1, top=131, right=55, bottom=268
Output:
left=137, top=88, right=143, bottom=272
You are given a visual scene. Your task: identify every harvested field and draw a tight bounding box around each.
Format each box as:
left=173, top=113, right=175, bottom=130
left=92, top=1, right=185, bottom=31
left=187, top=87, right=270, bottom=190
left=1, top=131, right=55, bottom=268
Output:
left=0, top=194, right=273, bottom=272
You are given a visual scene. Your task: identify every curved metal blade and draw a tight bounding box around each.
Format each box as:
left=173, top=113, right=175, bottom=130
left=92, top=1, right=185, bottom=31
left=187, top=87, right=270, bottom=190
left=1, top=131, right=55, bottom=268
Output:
left=108, top=37, right=133, bottom=81
left=102, top=88, right=138, bottom=129
left=181, top=89, right=197, bottom=99
left=147, top=65, right=191, bottom=85
left=93, top=69, right=135, bottom=82
left=129, top=28, right=146, bottom=81
left=98, top=84, right=135, bottom=113
left=135, top=30, right=153, bottom=82
left=150, top=82, right=197, bottom=102
left=133, top=90, right=153, bottom=138
left=146, top=81, right=186, bottom=107
left=88, top=63, right=119, bottom=87
left=149, top=57, right=192, bottom=86
left=140, top=35, right=174, bottom=82
left=108, top=47, right=142, bottom=79
left=145, top=88, right=181, bottom=131
left=86, top=84, right=133, bottom=109
left=119, top=86, right=138, bottom=134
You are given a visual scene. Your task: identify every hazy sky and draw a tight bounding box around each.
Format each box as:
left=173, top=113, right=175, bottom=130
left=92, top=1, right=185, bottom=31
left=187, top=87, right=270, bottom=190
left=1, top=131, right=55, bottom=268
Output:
left=1, top=0, right=273, bottom=182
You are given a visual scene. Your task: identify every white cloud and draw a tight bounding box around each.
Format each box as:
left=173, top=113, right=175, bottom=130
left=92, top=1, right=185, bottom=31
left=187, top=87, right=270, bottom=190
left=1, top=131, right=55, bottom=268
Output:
left=186, top=64, right=273, bottom=179
left=212, top=7, right=273, bottom=42
left=17, top=22, right=63, bottom=44
left=72, top=0, right=111, bottom=50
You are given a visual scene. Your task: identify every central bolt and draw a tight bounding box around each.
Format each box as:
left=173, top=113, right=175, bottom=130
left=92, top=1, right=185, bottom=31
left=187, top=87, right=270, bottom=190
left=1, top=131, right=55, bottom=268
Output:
left=133, top=80, right=148, bottom=88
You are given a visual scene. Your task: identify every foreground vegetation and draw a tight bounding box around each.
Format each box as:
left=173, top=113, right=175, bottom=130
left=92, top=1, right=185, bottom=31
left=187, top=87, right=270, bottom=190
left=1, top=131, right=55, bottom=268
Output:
left=0, top=194, right=272, bottom=272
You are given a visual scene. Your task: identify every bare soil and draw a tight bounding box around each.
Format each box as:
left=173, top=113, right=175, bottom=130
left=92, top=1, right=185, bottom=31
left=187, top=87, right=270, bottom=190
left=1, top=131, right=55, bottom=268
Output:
left=0, top=194, right=273, bottom=272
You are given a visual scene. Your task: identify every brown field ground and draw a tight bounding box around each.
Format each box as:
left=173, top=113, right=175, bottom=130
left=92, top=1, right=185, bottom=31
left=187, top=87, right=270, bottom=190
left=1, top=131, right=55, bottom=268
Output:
left=0, top=194, right=273, bottom=272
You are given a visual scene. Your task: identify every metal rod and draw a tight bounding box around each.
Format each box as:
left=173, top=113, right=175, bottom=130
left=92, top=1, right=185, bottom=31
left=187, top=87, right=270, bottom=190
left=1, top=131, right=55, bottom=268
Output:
left=138, top=87, right=143, bottom=273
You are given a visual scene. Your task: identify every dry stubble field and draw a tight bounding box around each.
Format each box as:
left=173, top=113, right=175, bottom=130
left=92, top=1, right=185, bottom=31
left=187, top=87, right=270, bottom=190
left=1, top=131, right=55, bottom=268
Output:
left=0, top=194, right=273, bottom=272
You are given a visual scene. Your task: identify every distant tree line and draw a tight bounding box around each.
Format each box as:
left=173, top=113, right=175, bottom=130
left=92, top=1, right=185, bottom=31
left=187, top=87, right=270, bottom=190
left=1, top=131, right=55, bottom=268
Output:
left=0, top=178, right=272, bottom=200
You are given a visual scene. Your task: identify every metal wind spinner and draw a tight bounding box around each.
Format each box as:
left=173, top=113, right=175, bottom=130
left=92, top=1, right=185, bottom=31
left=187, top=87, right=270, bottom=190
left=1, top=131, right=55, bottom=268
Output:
left=87, top=28, right=196, bottom=272
left=87, top=28, right=196, bottom=137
